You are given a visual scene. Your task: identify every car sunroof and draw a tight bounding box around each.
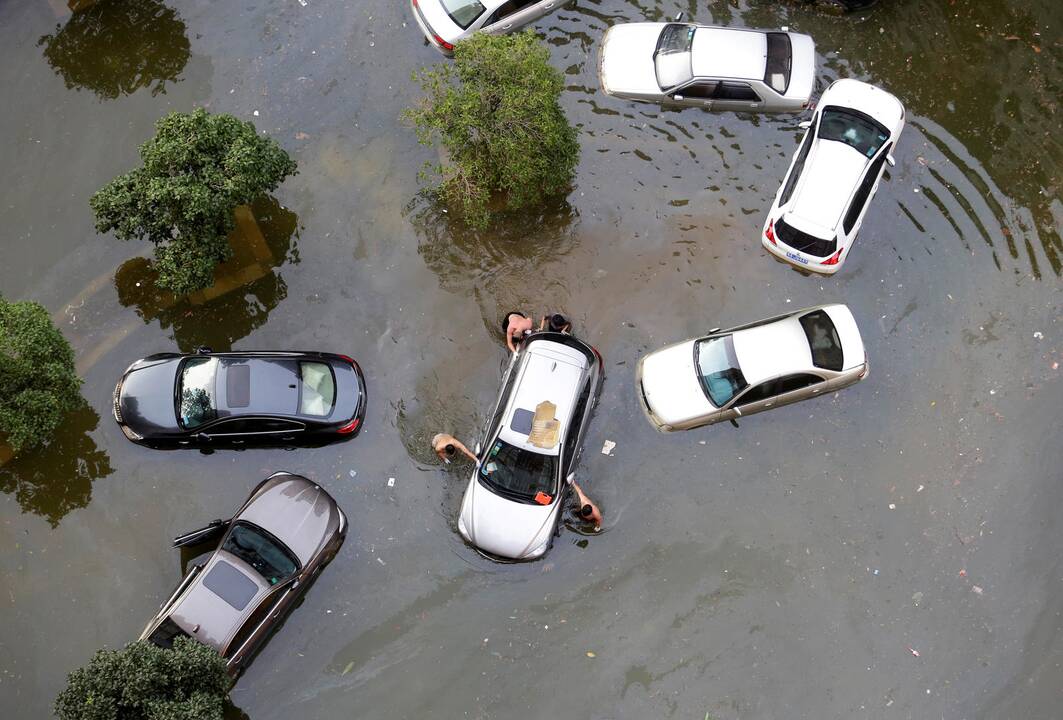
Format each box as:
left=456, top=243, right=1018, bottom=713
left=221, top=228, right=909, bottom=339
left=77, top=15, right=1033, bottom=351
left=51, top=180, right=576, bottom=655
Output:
left=203, top=560, right=258, bottom=611
left=226, top=364, right=251, bottom=408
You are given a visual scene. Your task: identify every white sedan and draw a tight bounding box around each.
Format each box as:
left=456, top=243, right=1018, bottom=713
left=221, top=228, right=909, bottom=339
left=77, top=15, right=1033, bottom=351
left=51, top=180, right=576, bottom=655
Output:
left=637, top=304, right=868, bottom=431
left=762, top=78, right=905, bottom=273
left=410, top=0, right=568, bottom=55
left=598, top=20, right=816, bottom=112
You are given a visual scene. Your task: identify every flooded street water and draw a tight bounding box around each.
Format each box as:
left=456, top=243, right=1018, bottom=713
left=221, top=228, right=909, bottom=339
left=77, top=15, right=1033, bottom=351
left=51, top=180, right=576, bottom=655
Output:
left=1, top=1, right=1061, bottom=718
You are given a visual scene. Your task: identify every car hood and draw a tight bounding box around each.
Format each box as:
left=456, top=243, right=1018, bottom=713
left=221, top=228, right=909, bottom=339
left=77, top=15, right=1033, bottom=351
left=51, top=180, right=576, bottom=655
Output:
left=785, top=32, right=816, bottom=102
left=599, top=23, right=665, bottom=96
left=459, top=474, right=558, bottom=560
left=639, top=340, right=715, bottom=426
left=239, top=476, right=340, bottom=566
left=119, top=358, right=181, bottom=434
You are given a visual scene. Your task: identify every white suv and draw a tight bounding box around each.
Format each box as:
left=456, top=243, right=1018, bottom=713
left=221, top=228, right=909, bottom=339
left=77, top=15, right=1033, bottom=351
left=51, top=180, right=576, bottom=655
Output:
left=762, top=79, right=905, bottom=274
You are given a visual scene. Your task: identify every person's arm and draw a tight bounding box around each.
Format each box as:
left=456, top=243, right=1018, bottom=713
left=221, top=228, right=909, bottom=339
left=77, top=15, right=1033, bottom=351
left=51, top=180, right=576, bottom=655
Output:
left=454, top=439, right=478, bottom=462
left=506, top=328, right=516, bottom=353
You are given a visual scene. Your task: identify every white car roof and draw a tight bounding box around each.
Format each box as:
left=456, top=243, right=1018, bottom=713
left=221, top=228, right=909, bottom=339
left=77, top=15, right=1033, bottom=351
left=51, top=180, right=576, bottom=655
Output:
left=732, top=316, right=813, bottom=385
left=498, top=340, right=587, bottom=456
left=691, top=27, right=767, bottom=81
left=787, top=139, right=868, bottom=235
left=821, top=78, right=905, bottom=129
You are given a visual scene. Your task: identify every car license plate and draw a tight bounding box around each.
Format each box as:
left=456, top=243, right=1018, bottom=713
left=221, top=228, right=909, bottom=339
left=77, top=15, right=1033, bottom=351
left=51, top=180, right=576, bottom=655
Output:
left=785, top=251, right=809, bottom=265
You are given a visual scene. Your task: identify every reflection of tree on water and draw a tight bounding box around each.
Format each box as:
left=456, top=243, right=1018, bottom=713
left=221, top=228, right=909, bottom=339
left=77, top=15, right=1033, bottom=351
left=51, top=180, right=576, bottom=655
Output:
left=38, top=0, right=190, bottom=100
left=115, top=197, right=300, bottom=352
left=0, top=405, right=112, bottom=527
left=410, top=192, right=579, bottom=336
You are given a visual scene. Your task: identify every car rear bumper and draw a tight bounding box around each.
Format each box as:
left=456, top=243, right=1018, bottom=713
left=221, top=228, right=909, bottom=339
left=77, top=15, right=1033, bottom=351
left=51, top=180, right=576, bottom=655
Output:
left=761, top=236, right=843, bottom=275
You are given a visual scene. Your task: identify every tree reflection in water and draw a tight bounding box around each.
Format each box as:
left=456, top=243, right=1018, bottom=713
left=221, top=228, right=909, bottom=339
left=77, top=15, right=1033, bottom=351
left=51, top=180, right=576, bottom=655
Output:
left=410, top=192, right=579, bottom=336
left=38, top=0, right=190, bottom=100
left=0, top=405, right=112, bottom=527
left=114, top=196, right=300, bottom=352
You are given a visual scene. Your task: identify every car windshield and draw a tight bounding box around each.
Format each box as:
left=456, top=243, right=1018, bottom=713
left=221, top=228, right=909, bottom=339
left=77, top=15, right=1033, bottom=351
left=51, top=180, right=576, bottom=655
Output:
left=479, top=439, right=558, bottom=503
left=441, top=0, right=486, bottom=29
left=817, top=108, right=890, bottom=159
left=695, top=335, right=747, bottom=407
left=654, top=23, right=695, bottom=89
left=222, top=522, right=298, bottom=585
left=179, top=357, right=218, bottom=429
left=299, top=361, right=335, bottom=416
left=799, top=310, right=844, bottom=371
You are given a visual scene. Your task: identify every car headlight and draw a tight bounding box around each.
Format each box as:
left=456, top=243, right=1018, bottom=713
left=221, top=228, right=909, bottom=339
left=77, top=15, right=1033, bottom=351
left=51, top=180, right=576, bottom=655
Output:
left=120, top=424, right=143, bottom=441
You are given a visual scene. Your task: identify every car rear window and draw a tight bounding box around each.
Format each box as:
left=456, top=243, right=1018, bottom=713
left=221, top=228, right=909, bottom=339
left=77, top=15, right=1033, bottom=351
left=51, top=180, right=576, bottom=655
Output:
left=148, top=618, right=191, bottom=650
left=179, top=357, right=218, bottom=429
left=799, top=310, right=844, bottom=371
left=764, top=32, right=792, bottom=93
left=776, top=217, right=837, bottom=258
left=654, top=23, right=695, bottom=89
left=299, top=361, right=335, bottom=417
left=441, top=0, right=486, bottom=29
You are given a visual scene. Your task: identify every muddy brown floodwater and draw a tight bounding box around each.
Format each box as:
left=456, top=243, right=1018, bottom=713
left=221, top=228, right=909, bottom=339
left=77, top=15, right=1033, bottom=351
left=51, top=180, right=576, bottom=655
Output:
left=1, top=1, right=1061, bottom=718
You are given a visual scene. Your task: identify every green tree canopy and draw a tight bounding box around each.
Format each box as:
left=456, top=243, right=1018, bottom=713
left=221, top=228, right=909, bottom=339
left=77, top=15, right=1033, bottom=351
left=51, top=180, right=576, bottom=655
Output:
left=404, top=31, right=579, bottom=228
left=90, top=109, right=297, bottom=295
left=0, top=297, right=82, bottom=454
left=54, top=637, right=231, bottom=720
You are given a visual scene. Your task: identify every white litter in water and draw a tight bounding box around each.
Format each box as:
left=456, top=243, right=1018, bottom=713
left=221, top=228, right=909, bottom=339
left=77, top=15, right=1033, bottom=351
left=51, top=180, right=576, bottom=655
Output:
left=387, top=477, right=395, bottom=487
left=601, top=440, right=616, bottom=455
left=349, top=470, right=356, bottom=478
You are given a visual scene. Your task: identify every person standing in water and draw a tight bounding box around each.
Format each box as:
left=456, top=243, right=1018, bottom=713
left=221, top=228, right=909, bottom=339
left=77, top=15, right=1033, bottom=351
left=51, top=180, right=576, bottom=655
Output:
left=503, top=311, right=534, bottom=353
left=432, top=433, right=477, bottom=464
left=570, top=481, right=602, bottom=530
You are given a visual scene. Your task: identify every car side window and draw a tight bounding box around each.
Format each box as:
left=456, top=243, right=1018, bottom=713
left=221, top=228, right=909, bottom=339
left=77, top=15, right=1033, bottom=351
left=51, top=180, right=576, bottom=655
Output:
left=736, top=381, right=776, bottom=406
left=562, top=379, right=591, bottom=469
left=780, top=122, right=816, bottom=205
left=484, top=0, right=535, bottom=25
left=678, top=81, right=718, bottom=99
left=712, top=82, right=760, bottom=102
left=773, top=373, right=823, bottom=395
left=225, top=592, right=280, bottom=658
left=208, top=418, right=302, bottom=435
left=207, top=419, right=255, bottom=435
left=843, top=143, right=891, bottom=234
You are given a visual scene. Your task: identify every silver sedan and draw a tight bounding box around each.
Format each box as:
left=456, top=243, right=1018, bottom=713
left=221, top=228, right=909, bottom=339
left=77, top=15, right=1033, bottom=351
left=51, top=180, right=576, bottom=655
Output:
left=599, top=20, right=816, bottom=113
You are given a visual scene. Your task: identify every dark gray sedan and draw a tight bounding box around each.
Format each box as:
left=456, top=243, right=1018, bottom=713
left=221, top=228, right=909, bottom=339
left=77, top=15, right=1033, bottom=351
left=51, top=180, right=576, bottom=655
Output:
left=113, top=349, right=366, bottom=448
left=139, top=472, right=347, bottom=676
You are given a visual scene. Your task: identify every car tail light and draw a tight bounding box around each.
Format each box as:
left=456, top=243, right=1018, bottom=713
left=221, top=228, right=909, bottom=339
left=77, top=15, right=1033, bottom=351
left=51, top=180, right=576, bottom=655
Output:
left=765, top=220, right=777, bottom=245
left=434, top=33, right=453, bottom=50
left=820, top=248, right=843, bottom=266
left=337, top=418, right=360, bottom=434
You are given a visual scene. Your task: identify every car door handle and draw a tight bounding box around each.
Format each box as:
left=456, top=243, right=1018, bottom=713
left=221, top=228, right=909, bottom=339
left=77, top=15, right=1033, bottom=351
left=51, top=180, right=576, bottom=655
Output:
left=545, top=2, right=554, bottom=7
left=764, top=402, right=774, bottom=408
left=502, top=23, right=513, bottom=29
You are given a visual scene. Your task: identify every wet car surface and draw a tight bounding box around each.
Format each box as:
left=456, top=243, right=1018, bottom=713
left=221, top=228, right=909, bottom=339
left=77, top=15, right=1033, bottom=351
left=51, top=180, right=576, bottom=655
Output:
left=0, top=2, right=1060, bottom=720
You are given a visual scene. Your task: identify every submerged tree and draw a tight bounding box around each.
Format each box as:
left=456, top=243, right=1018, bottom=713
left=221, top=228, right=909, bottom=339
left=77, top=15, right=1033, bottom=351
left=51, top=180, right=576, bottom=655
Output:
left=404, top=31, right=579, bottom=228
left=54, top=637, right=231, bottom=720
left=0, top=297, right=83, bottom=454
left=91, top=109, right=298, bottom=295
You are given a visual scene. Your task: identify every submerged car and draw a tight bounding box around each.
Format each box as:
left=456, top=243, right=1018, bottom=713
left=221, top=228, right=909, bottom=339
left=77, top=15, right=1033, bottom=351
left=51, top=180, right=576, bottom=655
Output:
left=598, top=20, right=815, bottom=112
left=458, top=332, right=603, bottom=561
left=140, top=472, right=347, bottom=677
left=410, top=0, right=569, bottom=54
left=113, top=349, right=366, bottom=448
left=637, top=304, right=868, bottom=431
left=762, top=78, right=905, bottom=273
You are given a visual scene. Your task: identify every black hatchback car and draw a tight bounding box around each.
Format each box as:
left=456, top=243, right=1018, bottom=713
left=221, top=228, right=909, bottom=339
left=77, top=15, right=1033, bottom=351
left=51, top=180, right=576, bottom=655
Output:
left=113, top=350, right=366, bottom=448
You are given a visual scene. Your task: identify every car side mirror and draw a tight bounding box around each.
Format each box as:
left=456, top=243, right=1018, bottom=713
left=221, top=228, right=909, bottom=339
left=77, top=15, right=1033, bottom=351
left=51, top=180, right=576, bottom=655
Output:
left=672, top=94, right=685, bottom=102
left=733, top=407, right=743, bottom=417
left=195, top=432, right=211, bottom=442
left=566, top=472, right=575, bottom=486
left=886, top=154, right=896, bottom=167
left=798, top=120, right=811, bottom=130
left=474, top=442, right=481, bottom=455
left=708, top=327, right=721, bottom=334
left=674, top=11, right=684, bottom=21
left=195, top=346, right=213, bottom=355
